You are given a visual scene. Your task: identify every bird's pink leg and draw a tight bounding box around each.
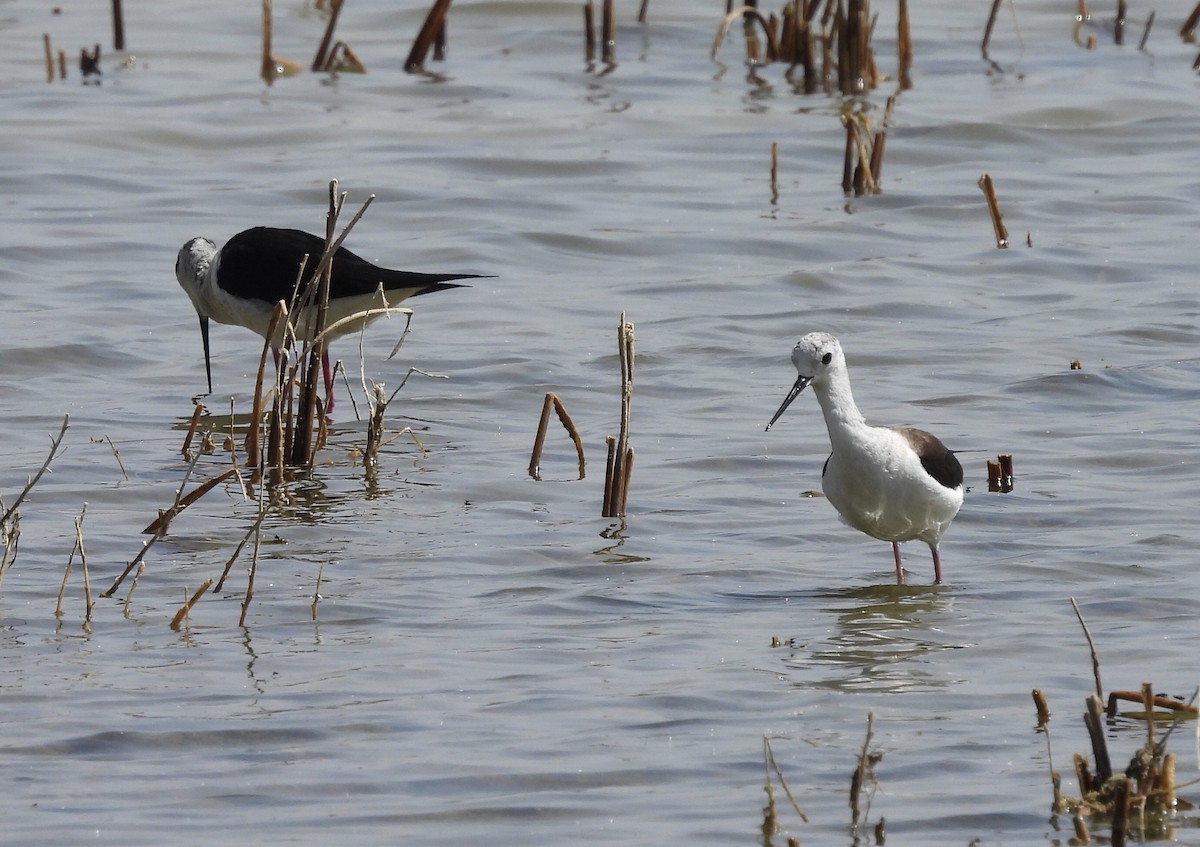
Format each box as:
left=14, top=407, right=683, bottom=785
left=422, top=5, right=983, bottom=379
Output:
left=930, top=546, right=943, bottom=585
left=322, top=350, right=335, bottom=413
left=892, top=542, right=904, bottom=584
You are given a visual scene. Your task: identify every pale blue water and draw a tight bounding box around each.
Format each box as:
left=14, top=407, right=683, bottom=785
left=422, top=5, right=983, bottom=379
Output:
left=1, top=1, right=1198, bottom=844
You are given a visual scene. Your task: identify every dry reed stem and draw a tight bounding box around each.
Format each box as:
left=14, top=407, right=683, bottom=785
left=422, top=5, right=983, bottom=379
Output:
left=57, top=49, right=66, bottom=79
left=769, top=141, right=779, bottom=204
left=311, top=0, right=345, bottom=71
left=405, top=0, right=453, bottom=73
left=1106, top=689, right=1199, bottom=719
left=1138, top=11, right=1154, bottom=51
left=1070, top=596, right=1103, bottom=700
left=213, top=490, right=274, bottom=592
left=246, top=301, right=288, bottom=468
left=711, top=7, right=778, bottom=64
left=583, top=1, right=596, bottom=62
left=1183, top=3, right=1200, bottom=41
left=140, top=468, right=237, bottom=535
left=43, top=34, right=53, bottom=82
left=529, top=392, right=586, bottom=480
left=602, top=314, right=635, bottom=517
left=103, top=447, right=206, bottom=597
left=111, top=0, right=124, bottom=51
left=80, top=44, right=101, bottom=78
left=897, top=0, right=912, bottom=89
left=1114, top=0, right=1126, bottom=45
left=57, top=504, right=89, bottom=620
left=96, top=434, right=128, bottom=480
left=169, top=578, right=213, bottom=631
left=0, top=511, right=18, bottom=592
left=978, top=173, right=1009, bottom=248
left=1084, top=694, right=1113, bottom=782
left=637, top=0, right=650, bottom=24
left=850, top=711, right=877, bottom=829
left=982, top=0, right=1002, bottom=65
left=237, top=485, right=268, bottom=627
left=601, top=0, right=615, bottom=64
left=261, top=0, right=274, bottom=83
left=312, top=561, right=326, bottom=620
left=1, top=414, right=70, bottom=528
left=762, top=737, right=810, bottom=824
left=181, top=402, right=204, bottom=455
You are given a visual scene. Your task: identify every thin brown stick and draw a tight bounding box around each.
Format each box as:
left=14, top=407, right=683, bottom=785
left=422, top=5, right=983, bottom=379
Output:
left=311, top=0, right=345, bottom=71
left=181, top=402, right=204, bottom=456
left=601, top=0, right=616, bottom=64
left=1, top=414, right=70, bottom=527
left=1183, top=2, right=1200, bottom=42
left=850, top=711, right=876, bottom=828
left=1070, top=596, right=1103, bottom=700
left=111, top=0, right=125, bottom=51
left=762, top=737, right=810, bottom=822
left=404, top=0, right=453, bottom=73
left=104, top=448, right=207, bottom=597
left=237, top=492, right=266, bottom=627
left=312, top=561, right=326, bottom=621
left=897, top=0, right=912, bottom=89
left=1138, top=11, right=1155, bottom=51
left=529, top=393, right=554, bottom=479
left=981, top=0, right=1002, bottom=63
left=141, top=468, right=237, bottom=535
left=1084, top=694, right=1113, bottom=782
left=1114, top=0, right=1126, bottom=45
left=56, top=530, right=76, bottom=618
left=261, top=0, right=274, bottom=83
left=711, top=6, right=777, bottom=64
left=769, top=141, right=779, bottom=204
left=978, top=173, right=1009, bottom=248
left=584, top=1, right=596, bottom=62
left=77, top=505, right=93, bottom=625
left=169, top=579, right=213, bottom=631
left=43, top=33, right=54, bottom=82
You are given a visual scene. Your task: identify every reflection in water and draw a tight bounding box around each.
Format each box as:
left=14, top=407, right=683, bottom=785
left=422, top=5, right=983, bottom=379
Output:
left=779, top=584, right=963, bottom=694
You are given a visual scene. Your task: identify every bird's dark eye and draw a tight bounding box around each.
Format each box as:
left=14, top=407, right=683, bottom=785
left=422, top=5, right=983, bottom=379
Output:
left=822, top=352, right=832, bottom=364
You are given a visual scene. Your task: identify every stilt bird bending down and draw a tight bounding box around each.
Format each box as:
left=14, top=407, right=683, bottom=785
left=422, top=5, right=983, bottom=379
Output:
left=174, top=226, right=486, bottom=410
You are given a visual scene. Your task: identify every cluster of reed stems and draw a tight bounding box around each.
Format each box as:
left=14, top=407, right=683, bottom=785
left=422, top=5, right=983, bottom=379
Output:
left=1033, top=599, right=1199, bottom=845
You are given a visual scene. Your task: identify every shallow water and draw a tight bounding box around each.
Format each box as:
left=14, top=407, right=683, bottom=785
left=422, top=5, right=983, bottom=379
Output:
left=1, top=1, right=1198, bottom=844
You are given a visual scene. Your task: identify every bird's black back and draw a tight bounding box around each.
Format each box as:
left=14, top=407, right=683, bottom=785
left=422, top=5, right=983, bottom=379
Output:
left=216, top=227, right=486, bottom=305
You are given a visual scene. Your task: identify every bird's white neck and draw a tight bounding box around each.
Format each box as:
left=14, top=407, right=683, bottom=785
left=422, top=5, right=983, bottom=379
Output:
left=812, top=370, right=868, bottom=445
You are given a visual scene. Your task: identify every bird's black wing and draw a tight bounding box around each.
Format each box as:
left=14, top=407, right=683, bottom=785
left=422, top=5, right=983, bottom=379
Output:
left=217, top=226, right=487, bottom=304
left=898, top=427, right=964, bottom=491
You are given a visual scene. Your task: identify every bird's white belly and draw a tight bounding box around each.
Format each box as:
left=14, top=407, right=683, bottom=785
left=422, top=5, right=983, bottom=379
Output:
left=204, top=282, right=399, bottom=344
left=822, top=444, right=961, bottom=546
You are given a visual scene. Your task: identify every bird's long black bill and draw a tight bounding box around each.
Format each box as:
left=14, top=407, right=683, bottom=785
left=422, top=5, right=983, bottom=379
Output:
left=199, top=314, right=213, bottom=396
left=765, top=374, right=812, bottom=431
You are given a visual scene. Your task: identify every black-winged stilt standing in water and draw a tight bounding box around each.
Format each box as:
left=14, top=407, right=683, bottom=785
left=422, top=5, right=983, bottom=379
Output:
left=174, top=226, right=486, bottom=410
left=765, top=332, right=963, bottom=585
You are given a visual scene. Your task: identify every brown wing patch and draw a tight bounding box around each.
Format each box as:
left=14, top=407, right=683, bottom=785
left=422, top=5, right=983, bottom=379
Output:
left=895, top=427, right=963, bottom=490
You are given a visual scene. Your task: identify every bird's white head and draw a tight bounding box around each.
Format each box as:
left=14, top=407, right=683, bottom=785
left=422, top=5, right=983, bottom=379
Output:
left=790, top=331, right=844, bottom=389
left=174, top=236, right=217, bottom=314
left=765, top=331, right=844, bottom=431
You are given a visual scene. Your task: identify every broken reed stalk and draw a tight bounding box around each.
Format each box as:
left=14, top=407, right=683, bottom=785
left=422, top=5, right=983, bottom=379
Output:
left=529, top=392, right=586, bottom=480
left=1183, top=2, right=1200, bottom=41
left=261, top=0, right=274, bottom=83
left=978, top=173, right=1009, bottom=248
left=43, top=33, right=53, bottom=82
left=405, top=0, right=453, bottom=73
left=169, top=578, right=213, bottom=631
left=312, top=561, right=326, bottom=620
left=711, top=6, right=778, bottom=65
left=1070, top=596, right=1103, bottom=700
left=1, top=414, right=70, bottom=528
left=841, top=112, right=880, bottom=196
left=1114, top=0, right=1126, bottom=45
left=238, top=484, right=269, bottom=627
left=897, top=0, right=912, bottom=89
left=213, top=487, right=275, bottom=592
left=602, top=314, right=635, bottom=517
left=762, top=737, right=810, bottom=824
left=1138, top=11, right=1154, bottom=51
left=601, top=0, right=616, bottom=64
left=769, top=141, right=779, bottom=204
left=584, top=0, right=596, bottom=62
left=981, top=0, right=1002, bottom=65
left=181, top=402, right=204, bottom=455
left=103, top=447, right=208, bottom=598
left=311, top=0, right=345, bottom=71
left=111, top=0, right=124, bottom=51
left=98, top=434, right=129, bottom=480
left=849, top=711, right=877, bottom=830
